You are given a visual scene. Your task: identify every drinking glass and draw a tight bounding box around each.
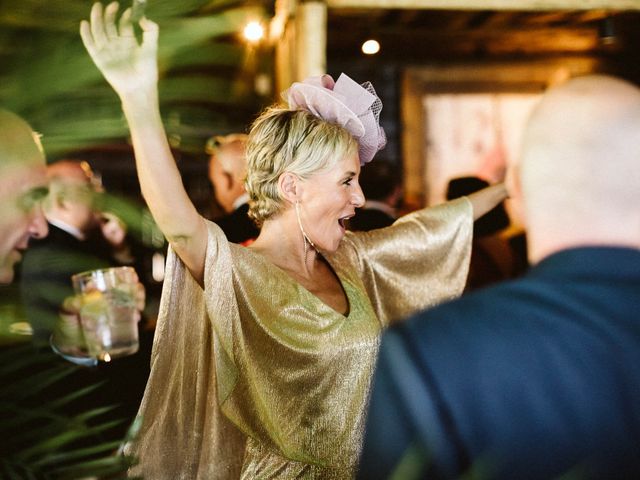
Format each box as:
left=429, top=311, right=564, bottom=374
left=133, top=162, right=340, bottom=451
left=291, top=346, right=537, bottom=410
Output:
left=72, top=266, right=140, bottom=362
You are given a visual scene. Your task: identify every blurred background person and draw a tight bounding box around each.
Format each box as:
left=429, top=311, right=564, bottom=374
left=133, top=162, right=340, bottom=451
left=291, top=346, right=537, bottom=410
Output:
left=446, top=175, right=528, bottom=291
left=206, top=133, right=259, bottom=244
left=19, top=158, right=151, bottom=444
left=100, top=211, right=135, bottom=264
left=0, top=109, right=49, bottom=341
left=347, top=159, right=402, bottom=231
left=20, top=159, right=114, bottom=340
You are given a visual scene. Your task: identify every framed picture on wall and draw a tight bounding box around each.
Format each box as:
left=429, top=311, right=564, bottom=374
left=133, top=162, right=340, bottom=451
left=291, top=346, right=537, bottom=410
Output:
left=423, top=92, right=540, bottom=205
left=401, top=58, right=600, bottom=209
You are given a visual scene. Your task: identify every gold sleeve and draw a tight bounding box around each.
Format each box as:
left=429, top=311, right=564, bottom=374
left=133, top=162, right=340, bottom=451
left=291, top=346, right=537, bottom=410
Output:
left=342, top=197, right=473, bottom=328
left=125, top=221, right=246, bottom=479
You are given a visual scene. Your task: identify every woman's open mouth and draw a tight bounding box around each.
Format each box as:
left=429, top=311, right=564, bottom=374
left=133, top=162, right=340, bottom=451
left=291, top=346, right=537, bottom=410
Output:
left=338, top=213, right=354, bottom=231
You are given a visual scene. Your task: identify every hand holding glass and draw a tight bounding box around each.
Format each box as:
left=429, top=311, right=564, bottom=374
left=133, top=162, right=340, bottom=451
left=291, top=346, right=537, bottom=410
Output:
left=72, top=266, right=141, bottom=362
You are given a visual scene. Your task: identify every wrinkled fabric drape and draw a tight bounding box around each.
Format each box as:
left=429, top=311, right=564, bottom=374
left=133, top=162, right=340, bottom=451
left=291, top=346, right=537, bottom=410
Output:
left=125, top=198, right=472, bottom=479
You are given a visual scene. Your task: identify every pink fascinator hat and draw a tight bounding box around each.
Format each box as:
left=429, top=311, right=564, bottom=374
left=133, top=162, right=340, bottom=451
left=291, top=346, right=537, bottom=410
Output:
left=283, top=73, right=387, bottom=165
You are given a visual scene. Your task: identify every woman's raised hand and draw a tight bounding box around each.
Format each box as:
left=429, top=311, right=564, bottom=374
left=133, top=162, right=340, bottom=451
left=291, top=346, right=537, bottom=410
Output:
left=80, top=2, right=158, bottom=98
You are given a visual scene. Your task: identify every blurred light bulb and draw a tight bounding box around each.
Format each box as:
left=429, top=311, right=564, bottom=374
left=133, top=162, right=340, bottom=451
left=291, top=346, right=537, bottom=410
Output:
left=362, top=39, right=380, bottom=55
left=254, top=73, right=272, bottom=96
left=244, top=21, right=264, bottom=43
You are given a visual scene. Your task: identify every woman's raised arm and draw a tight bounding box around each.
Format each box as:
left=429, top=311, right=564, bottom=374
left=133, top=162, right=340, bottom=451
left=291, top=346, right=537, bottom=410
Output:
left=80, top=2, right=207, bottom=284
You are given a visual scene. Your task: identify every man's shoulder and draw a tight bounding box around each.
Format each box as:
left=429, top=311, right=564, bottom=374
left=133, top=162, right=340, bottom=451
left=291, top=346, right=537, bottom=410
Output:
left=377, top=254, right=640, bottom=480
left=390, top=250, right=640, bottom=369
left=387, top=274, right=558, bottom=368
left=22, top=225, right=75, bottom=263
left=30, top=223, right=82, bottom=250
left=409, top=278, right=529, bottom=326
left=22, top=224, right=110, bottom=276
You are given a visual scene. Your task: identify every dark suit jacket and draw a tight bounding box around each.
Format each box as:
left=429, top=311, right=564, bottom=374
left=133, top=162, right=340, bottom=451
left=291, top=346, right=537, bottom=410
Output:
left=360, top=247, right=640, bottom=480
left=20, top=224, right=112, bottom=339
left=348, top=207, right=395, bottom=232
left=215, top=203, right=259, bottom=244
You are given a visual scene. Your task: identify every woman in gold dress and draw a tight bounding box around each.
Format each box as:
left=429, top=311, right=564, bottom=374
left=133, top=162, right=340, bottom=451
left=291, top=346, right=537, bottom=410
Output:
left=80, top=3, right=507, bottom=478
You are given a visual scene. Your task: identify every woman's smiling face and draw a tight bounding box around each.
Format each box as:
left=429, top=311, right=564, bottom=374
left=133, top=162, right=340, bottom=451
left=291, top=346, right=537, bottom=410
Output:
left=297, top=151, right=365, bottom=253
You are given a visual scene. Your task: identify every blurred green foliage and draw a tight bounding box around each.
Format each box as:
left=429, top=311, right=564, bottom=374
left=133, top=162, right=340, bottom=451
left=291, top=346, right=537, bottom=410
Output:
left=0, top=344, right=141, bottom=479
left=0, top=0, right=274, bottom=158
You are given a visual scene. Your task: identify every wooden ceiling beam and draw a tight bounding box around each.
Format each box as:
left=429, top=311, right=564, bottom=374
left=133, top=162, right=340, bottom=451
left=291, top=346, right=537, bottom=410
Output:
left=328, top=26, right=612, bottom=56
left=326, top=0, right=640, bottom=11
left=481, top=12, right=522, bottom=28
left=571, top=9, right=611, bottom=22
left=445, top=12, right=474, bottom=29
left=520, top=10, right=576, bottom=23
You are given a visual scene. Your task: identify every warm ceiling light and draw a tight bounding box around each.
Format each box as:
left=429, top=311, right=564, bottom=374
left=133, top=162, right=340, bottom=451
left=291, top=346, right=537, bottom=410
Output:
left=243, top=21, right=264, bottom=43
left=361, top=39, right=380, bottom=55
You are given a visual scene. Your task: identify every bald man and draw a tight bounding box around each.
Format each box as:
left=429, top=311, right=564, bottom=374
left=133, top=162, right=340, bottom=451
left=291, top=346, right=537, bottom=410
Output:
left=0, top=109, right=49, bottom=284
left=206, top=133, right=259, bottom=244
left=359, top=75, right=640, bottom=480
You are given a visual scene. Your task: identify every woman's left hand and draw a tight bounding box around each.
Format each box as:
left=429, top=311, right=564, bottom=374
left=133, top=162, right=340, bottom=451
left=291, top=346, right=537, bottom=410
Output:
left=80, top=1, right=159, bottom=99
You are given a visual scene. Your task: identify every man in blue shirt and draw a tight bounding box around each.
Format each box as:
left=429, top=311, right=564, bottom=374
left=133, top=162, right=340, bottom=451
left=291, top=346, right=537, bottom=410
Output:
left=359, top=75, right=640, bottom=480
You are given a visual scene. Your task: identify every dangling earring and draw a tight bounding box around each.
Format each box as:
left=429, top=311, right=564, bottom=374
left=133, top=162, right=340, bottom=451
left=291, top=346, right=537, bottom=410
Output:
left=295, top=200, right=316, bottom=259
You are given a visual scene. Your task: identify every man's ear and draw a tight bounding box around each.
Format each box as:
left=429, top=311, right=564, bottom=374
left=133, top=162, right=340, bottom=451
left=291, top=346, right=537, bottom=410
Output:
left=224, top=171, right=235, bottom=190
left=505, top=163, right=526, bottom=228
left=278, top=172, right=300, bottom=204
left=54, top=190, right=68, bottom=210
left=505, top=164, right=520, bottom=199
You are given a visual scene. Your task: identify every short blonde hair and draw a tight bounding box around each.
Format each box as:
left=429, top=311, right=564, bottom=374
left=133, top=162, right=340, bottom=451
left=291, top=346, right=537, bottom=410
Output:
left=245, top=106, right=358, bottom=225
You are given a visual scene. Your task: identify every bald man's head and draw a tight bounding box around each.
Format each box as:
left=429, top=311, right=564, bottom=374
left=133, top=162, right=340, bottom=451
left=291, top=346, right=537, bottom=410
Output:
left=45, top=160, right=103, bottom=234
left=0, top=109, right=45, bottom=170
left=514, top=75, right=640, bottom=262
left=206, top=134, right=249, bottom=213
left=0, top=109, right=49, bottom=283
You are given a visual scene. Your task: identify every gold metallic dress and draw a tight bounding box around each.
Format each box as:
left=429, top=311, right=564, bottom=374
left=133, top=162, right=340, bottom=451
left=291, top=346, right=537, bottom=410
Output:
left=125, top=198, right=472, bottom=479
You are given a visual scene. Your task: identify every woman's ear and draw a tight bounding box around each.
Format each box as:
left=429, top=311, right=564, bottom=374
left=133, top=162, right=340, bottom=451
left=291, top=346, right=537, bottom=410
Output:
left=278, top=172, right=300, bottom=204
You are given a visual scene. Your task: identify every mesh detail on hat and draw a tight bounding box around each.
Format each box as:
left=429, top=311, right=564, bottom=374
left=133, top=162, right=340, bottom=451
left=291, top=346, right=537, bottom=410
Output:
left=360, top=81, right=387, bottom=152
